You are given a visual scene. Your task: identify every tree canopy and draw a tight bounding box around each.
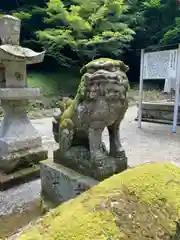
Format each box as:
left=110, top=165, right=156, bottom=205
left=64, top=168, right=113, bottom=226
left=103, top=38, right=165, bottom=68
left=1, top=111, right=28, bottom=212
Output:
left=0, top=0, right=180, bottom=69
left=37, top=0, right=135, bottom=66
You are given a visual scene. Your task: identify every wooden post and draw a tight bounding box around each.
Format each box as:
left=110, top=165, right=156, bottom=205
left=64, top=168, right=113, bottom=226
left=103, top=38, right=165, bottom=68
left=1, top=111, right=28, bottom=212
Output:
left=138, top=49, right=144, bottom=129
left=172, top=44, right=180, bottom=133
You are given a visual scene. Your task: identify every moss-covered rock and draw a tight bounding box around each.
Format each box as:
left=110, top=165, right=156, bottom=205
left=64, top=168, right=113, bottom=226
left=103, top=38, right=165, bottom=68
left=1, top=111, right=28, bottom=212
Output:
left=18, top=162, right=180, bottom=239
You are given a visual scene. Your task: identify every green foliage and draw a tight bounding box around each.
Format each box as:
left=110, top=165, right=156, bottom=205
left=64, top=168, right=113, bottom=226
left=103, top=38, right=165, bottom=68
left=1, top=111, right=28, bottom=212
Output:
left=0, top=0, right=180, bottom=72
left=137, top=0, right=180, bottom=47
left=160, top=17, right=180, bottom=45
left=36, top=0, right=135, bottom=66
left=27, top=71, right=79, bottom=112
left=28, top=71, right=79, bottom=97
left=12, top=11, right=32, bottom=20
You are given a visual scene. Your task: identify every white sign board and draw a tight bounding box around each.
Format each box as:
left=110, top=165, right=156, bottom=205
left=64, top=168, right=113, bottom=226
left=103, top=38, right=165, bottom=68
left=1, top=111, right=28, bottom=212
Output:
left=138, top=45, right=180, bottom=133
left=143, top=49, right=177, bottom=79
left=168, top=50, right=177, bottom=78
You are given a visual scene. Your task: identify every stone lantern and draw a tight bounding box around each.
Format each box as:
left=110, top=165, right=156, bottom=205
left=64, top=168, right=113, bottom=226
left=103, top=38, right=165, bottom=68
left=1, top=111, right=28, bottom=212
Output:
left=0, top=15, right=48, bottom=175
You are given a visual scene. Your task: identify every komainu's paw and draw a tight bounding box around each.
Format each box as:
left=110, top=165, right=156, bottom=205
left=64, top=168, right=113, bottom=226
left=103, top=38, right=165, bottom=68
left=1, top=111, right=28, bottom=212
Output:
left=110, top=148, right=125, bottom=158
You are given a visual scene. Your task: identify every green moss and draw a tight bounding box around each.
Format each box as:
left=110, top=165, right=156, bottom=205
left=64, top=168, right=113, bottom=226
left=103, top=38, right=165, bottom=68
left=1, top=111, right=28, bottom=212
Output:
left=58, top=57, right=127, bottom=135
left=59, top=118, right=74, bottom=130
left=87, top=57, right=122, bottom=64
left=18, top=162, right=180, bottom=239
left=80, top=58, right=129, bottom=74
left=57, top=67, right=86, bottom=135
left=58, top=57, right=129, bottom=136
left=77, top=75, right=86, bottom=101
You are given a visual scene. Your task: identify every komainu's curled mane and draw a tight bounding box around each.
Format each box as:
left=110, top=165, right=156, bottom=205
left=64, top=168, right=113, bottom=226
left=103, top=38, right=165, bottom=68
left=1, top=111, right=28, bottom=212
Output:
left=53, top=58, right=129, bottom=180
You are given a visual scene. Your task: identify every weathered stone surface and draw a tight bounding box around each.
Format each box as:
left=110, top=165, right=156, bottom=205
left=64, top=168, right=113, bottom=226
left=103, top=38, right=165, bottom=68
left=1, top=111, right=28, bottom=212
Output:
left=0, top=15, right=21, bottom=45
left=0, top=45, right=45, bottom=63
left=54, top=147, right=127, bottom=180
left=41, top=159, right=98, bottom=205
left=0, top=15, right=47, bottom=174
left=0, top=99, right=48, bottom=173
left=0, top=146, right=48, bottom=174
left=0, top=88, right=40, bottom=99
left=0, top=165, right=41, bottom=191
left=52, top=58, right=129, bottom=181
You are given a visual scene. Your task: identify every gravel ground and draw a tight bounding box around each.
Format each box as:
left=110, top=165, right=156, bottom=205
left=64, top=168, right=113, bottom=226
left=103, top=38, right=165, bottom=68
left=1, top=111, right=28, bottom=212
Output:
left=0, top=180, right=41, bottom=216
left=119, top=106, right=180, bottom=167
left=1, top=105, right=180, bottom=216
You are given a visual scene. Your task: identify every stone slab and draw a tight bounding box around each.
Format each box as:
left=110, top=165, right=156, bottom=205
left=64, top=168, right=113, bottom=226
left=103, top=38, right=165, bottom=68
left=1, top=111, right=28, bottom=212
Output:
left=136, top=101, right=180, bottom=123
left=40, top=159, right=98, bottom=205
left=53, top=147, right=128, bottom=181
left=0, top=88, right=40, bottom=100
left=140, top=101, right=179, bottom=110
left=0, top=147, right=48, bottom=173
left=0, top=165, right=40, bottom=191
left=135, top=117, right=180, bottom=126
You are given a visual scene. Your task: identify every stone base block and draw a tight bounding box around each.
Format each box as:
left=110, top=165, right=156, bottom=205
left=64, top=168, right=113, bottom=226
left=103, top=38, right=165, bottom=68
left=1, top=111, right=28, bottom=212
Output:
left=0, top=165, right=40, bottom=191
left=136, top=101, right=180, bottom=125
left=40, top=159, right=98, bottom=205
left=0, top=147, right=48, bottom=174
left=54, top=146, right=128, bottom=181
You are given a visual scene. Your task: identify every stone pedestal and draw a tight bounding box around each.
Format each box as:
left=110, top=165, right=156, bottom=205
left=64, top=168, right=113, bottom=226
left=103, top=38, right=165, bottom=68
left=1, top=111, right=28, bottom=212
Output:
left=53, top=146, right=127, bottom=181
left=0, top=92, right=47, bottom=173
left=136, top=101, right=180, bottom=125
left=41, top=159, right=98, bottom=205
left=0, top=15, right=48, bottom=188
left=0, top=92, right=48, bottom=188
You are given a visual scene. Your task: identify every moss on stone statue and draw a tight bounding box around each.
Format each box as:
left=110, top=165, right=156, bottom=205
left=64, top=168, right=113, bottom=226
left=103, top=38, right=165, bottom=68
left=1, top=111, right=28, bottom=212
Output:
left=58, top=57, right=128, bottom=135
left=57, top=77, right=86, bottom=140
left=80, top=58, right=129, bottom=74
left=57, top=59, right=90, bottom=133
left=18, top=162, right=180, bottom=240
left=87, top=57, right=122, bottom=64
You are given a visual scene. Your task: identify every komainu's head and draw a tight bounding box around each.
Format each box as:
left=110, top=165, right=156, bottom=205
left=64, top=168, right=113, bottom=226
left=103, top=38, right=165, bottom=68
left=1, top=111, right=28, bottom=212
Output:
left=80, top=58, right=129, bottom=101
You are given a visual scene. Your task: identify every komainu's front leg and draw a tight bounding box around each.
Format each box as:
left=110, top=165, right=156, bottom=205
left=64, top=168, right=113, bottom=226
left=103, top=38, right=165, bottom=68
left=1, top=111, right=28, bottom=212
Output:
left=59, top=128, right=74, bottom=153
left=108, top=121, right=124, bottom=158
left=88, top=125, right=107, bottom=161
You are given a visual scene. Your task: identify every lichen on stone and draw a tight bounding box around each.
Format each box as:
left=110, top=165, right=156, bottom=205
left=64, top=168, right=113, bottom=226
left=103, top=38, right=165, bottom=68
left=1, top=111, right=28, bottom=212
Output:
left=58, top=57, right=129, bottom=138
left=87, top=57, right=123, bottom=65
left=58, top=86, right=85, bottom=131
left=58, top=58, right=121, bottom=135
left=18, top=162, right=180, bottom=240
left=80, top=58, right=129, bottom=75
left=57, top=77, right=86, bottom=142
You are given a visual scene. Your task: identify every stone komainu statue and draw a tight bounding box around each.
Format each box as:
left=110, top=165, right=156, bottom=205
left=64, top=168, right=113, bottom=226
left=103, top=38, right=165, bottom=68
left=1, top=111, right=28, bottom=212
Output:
left=52, top=58, right=129, bottom=180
